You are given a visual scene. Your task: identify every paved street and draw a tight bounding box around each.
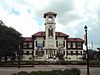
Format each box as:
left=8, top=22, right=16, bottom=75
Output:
left=0, top=65, right=100, bottom=75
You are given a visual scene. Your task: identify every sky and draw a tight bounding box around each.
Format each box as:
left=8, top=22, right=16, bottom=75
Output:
left=0, top=0, right=100, bottom=49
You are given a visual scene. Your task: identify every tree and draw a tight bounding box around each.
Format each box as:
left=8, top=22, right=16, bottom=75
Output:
left=96, top=48, right=100, bottom=61
left=0, top=20, right=21, bottom=62
left=82, top=49, right=97, bottom=60
left=88, top=49, right=97, bottom=60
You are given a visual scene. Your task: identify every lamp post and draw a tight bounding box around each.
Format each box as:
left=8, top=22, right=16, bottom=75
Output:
left=18, top=37, right=22, bottom=69
left=32, top=35, right=34, bottom=66
left=18, top=42, right=20, bottom=69
left=84, top=25, right=90, bottom=75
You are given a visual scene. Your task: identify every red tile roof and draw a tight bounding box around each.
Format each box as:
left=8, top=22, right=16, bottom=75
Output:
left=33, top=31, right=69, bottom=37
left=33, top=31, right=45, bottom=36
left=23, top=36, right=83, bottom=42
left=23, top=37, right=33, bottom=42
left=67, top=38, right=84, bottom=42
left=55, top=32, right=69, bottom=37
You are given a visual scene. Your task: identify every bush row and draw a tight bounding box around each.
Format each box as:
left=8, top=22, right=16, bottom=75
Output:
left=12, top=68, right=80, bottom=75
left=0, top=60, right=100, bottom=65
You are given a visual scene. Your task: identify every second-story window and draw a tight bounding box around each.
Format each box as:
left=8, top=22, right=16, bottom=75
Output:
left=29, top=42, right=32, bottom=48
left=77, top=42, right=81, bottom=48
left=72, top=42, right=76, bottom=48
left=68, top=42, right=71, bottom=48
left=58, top=41, right=63, bottom=47
left=23, top=42, right=27, bottom=48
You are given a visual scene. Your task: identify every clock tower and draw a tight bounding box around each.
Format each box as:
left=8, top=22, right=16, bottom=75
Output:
left=44, top=12, right=57, bottom=49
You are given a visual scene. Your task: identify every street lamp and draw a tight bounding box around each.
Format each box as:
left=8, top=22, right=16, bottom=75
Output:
left=18, top=37, right=23, bottom=69
left=32, top=35, right=34, bottom=66
left=18, top=41, right=21, bottom=69
left=84, top=25, right=90, bottom=75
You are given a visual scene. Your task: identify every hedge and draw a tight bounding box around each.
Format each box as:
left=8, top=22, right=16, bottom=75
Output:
left=12, top=68, right=80, bottom=75
left=1, top=60, right=100, bottom=65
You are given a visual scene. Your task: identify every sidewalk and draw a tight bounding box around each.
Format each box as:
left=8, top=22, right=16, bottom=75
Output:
left=0, top=65, right=100, bottom=75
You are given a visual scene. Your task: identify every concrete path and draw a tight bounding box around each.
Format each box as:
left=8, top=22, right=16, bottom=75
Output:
left=0, top=65, right=100, bottom=75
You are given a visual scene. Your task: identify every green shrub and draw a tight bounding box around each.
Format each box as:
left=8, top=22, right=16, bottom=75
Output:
left=15, top=69, right=80, bottom=75
left=29, top=71, right=37, bottom=75
left=12, top=73, right=17, bottom=75
left=72, top=61, right=86, bottom=65
left=71, top=68, right=80, bottom=75
left=89, top=60, right=99, bottom=65
left=63, top=69, right=71, bottom=75
left=51, top=70, right=62, bottom=75
left=17, top=71, right=28, bottom=75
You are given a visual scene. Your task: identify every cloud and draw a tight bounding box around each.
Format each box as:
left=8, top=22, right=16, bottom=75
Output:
left=0, top=0, right=41, bottom=37
left=32, top=0, right=78, bottom=25
left=0, top=0, right=100, bottom=49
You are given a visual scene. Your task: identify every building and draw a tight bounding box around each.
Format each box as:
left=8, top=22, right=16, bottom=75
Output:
left=22, top=12, right=84, bottom=61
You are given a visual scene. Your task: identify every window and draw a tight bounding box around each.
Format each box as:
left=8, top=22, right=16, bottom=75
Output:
left=58, top=41, right=63, bottom=47
left=68, top=51, right=70, bottom=55
left=80, top=51, right=82, bottom=55
left=29, top=42, right=32, bottom=48
left=72, top=43, right=76, bottom=48
left=37, top=41, right=43, bottom=47
left=23, top=42, right=27, bottom=48
left=26, top=51, right=29, bottom=55
left=71, top=51, right=73, bottom=55
left=77, top=42, right=81, bottom=48
left=68, top=42, right=71, bottom=48
left=36, top=50, right=44, bottom=56
left=76, top=51, right=78, bottom=55
left=48, top=26, right=53, bottom=37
